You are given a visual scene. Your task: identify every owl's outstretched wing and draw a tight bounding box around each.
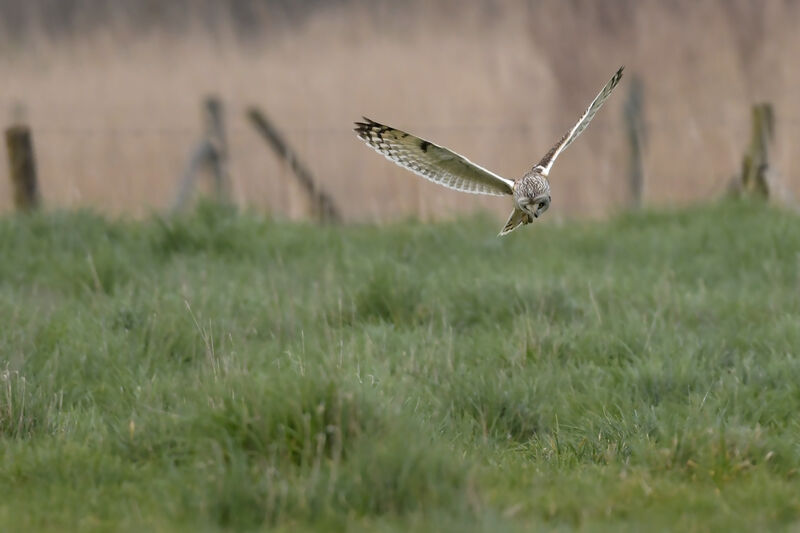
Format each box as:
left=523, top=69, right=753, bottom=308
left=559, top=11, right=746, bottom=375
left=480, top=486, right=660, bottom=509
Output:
left=354, top=118, right=514, bottom=196
left=535, top=66, right=624, bottom=176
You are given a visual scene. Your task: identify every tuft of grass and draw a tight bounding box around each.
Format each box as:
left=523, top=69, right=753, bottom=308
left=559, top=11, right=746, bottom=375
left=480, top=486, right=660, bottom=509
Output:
left=2, top=199, right=800, bottom=530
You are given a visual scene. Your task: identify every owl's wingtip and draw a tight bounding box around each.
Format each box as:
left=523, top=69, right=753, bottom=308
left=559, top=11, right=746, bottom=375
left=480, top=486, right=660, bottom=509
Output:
left=353, top=119, right=371, bottom=137
left=354, top=117, right=381, bottom=136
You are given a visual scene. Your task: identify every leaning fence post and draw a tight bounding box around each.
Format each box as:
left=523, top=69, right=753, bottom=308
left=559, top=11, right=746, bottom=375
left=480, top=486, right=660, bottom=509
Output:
left=5, top=125, right=41, bottom=211
left=246, top=107, right=341, bottom=222
left=623, top=76, right=646, bottom=209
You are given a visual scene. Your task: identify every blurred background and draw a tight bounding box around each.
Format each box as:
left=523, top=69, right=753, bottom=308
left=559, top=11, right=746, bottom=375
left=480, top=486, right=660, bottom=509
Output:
left=0, top=0, right=797, bottom=221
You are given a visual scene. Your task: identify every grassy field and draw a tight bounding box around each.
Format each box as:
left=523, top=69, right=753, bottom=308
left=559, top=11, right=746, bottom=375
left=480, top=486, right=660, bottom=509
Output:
left=2, top=199, right=800, bottom=531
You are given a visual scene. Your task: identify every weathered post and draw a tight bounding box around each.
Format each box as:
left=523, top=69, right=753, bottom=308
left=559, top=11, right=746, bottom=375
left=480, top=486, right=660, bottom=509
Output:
left=740, top=102, right=773, bottom=198
left=5, top=125, right=41, bottom=211
left=246, top=107, right=341, bottom=222
left=203, top=96, right=230, bottom=200
left=623, top=76, right=646, bottom=209
left=172, top=96, right=231, bottom=211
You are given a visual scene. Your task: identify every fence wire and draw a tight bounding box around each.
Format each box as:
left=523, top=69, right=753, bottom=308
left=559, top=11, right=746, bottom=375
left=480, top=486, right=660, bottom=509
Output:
left=3, top=110, right=800, bottom=218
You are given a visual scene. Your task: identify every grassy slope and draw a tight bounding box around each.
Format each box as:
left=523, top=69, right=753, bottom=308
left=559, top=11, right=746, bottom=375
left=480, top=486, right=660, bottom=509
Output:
left=1, top=200, right=800, bottom=531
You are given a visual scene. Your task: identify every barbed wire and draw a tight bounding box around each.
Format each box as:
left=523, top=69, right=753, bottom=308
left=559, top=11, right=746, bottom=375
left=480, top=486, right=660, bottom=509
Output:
left=9, top=124, right=796, bottom=141
left=14, top=115, right=800, bottom=139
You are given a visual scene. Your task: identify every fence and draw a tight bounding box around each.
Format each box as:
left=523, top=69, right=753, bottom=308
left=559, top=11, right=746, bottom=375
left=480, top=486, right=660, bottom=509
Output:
left=1, top=89, right=793, bottom=219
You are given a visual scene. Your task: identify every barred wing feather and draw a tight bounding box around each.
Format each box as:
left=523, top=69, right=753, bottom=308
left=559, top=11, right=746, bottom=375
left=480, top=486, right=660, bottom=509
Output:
left=354, top=118, right=514, bottom=196
left=536, top=66, right=624, bottom=176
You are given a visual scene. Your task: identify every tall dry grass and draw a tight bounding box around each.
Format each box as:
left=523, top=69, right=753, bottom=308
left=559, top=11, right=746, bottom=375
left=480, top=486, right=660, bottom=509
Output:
left=1, top=0, right=799, bottom=221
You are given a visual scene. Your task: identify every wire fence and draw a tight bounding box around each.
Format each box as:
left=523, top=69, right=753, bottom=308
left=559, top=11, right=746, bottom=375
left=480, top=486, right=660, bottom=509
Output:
left=3, top=100, right=799, bottom=220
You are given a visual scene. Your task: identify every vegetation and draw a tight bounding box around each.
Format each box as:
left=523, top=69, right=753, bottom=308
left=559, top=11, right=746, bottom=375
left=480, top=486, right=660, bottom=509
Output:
left=2, top=200, right=800, bottom=531
left=4, top=0, right=793, bottom=220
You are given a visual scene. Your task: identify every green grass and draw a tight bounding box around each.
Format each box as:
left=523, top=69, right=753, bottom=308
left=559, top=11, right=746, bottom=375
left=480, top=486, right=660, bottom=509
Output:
left=2, top=199, right=800, bottom=531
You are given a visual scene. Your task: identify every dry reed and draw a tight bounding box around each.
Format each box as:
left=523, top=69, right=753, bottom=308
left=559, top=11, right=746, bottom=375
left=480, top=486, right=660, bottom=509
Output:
left=1, top=0, right=798, bottom=220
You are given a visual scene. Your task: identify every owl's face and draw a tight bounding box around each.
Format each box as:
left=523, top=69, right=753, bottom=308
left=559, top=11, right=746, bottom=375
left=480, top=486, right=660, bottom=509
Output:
left=514, top=172, right=551, bottom=219
left=523, top=195, right=551, bottom=219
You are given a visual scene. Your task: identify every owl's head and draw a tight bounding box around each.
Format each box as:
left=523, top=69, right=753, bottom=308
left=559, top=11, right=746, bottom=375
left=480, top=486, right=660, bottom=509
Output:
left=523, top=194, right=551, bottom=219
left=514, top=172, right=551, bottom=219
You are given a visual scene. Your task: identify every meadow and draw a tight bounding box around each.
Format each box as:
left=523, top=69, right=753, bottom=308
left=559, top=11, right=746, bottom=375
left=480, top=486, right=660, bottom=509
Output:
left=2, top=199, right=800, bottom=531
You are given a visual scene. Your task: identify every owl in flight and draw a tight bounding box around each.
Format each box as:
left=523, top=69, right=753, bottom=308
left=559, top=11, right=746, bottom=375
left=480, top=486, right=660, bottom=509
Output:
left=355, top=67, right=624, bottom=236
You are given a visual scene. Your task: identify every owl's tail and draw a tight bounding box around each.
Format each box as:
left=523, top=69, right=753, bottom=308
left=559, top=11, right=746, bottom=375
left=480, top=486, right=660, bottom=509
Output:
left=498, top=208, right=530, bottom=236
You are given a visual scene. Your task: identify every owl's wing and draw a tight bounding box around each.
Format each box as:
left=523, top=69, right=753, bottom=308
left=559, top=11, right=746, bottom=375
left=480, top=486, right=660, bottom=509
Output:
left=354, top=118, right=514, bottom=196
left=535, top=66, right=624, bottom=176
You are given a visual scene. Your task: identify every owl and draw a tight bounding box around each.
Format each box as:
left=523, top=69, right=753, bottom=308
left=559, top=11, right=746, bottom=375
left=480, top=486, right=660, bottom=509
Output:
left=355, top=67, right=624, bottom=235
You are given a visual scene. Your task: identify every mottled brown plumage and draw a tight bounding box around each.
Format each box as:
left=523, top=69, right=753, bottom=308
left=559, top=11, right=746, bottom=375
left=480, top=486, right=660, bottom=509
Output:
left=355, top=67, right=624, bottom=236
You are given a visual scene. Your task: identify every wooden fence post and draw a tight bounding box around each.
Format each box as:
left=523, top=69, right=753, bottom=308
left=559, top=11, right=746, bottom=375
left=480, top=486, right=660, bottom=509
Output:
left=5, top=125, right=41, bottom=211
left=172, top=96, right=230, bottom=211
left=246, top=107, right=341, bottom=222
left=739, top=102, right=773, bottom=198
left=623, top=76, right=646, bottom=209
left=203, top=97, right=230, bottom=199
